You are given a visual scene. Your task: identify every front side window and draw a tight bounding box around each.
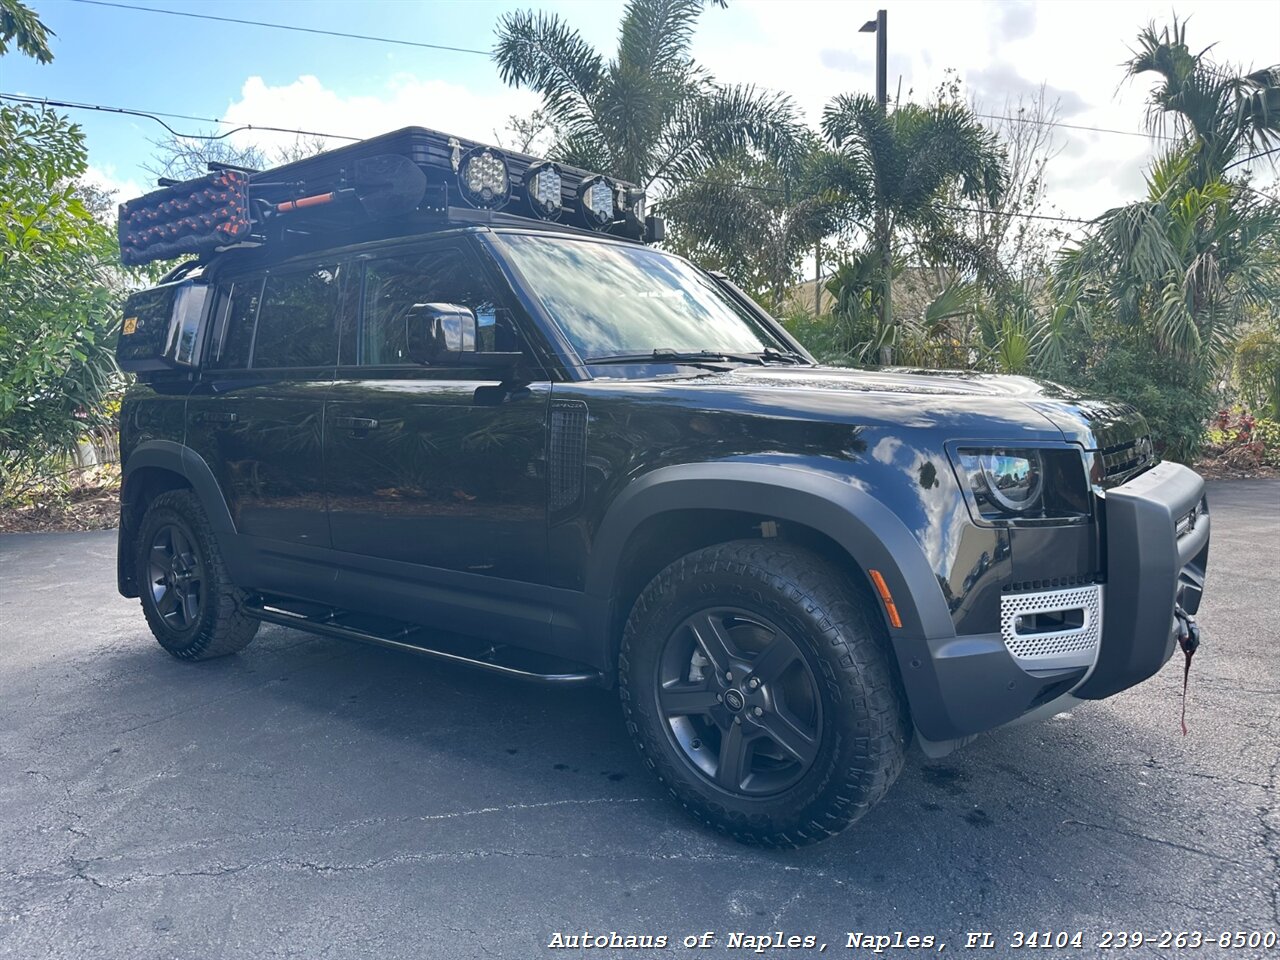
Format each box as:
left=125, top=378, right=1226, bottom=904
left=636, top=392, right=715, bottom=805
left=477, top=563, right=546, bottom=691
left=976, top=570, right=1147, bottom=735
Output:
left=492, top=234, right=783, bottom=360
left=359, top=246, right=519, bottom=365
left=252, top=264, right=346, bottom=369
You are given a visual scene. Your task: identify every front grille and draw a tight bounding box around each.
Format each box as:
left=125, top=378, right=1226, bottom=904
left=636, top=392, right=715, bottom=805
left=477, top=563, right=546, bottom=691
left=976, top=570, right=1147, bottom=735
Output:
left=1000, top=585, right=1103, bottom=671
left=1099, top=436, right=1155, bottom=487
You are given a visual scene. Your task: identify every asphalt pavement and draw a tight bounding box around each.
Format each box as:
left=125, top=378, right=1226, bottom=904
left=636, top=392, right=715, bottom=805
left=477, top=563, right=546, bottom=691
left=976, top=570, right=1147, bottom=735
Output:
left=1, top=480, right=1277, bottom=959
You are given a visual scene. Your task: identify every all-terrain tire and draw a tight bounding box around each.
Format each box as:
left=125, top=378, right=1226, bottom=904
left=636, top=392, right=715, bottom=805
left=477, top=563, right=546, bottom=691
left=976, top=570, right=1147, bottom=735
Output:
left=135, top=489, right=259, bottom=660
left=619, top=540, right=910, bottom=847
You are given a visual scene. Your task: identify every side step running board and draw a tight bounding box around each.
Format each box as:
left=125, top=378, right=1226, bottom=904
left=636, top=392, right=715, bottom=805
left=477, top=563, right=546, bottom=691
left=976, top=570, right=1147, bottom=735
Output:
left=241, top=597, right=602, bottom=686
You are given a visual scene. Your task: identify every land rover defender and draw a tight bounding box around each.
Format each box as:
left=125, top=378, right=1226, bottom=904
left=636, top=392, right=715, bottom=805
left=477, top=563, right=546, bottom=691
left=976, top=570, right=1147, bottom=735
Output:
left=114, top=127, right=1210, bottom=846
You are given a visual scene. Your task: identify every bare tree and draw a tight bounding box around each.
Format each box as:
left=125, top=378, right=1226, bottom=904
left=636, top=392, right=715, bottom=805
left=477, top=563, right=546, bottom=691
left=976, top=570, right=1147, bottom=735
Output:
left=494, top=109, right=555, bottom=155
left=143, top=131, right=329, bottom=183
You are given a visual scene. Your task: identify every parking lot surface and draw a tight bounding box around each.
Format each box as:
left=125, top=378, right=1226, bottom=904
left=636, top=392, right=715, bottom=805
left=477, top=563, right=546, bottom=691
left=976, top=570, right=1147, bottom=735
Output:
left=1, top=480, right=1277, bottom=959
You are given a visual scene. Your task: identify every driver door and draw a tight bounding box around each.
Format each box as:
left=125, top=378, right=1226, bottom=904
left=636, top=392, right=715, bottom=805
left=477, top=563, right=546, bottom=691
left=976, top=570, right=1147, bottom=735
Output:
left=322, top=239, right=550, bottom=625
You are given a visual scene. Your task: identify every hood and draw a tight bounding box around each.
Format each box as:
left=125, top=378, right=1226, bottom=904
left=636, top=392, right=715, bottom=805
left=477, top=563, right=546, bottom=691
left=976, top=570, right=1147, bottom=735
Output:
left=668, top=364, right=1151, bottom=458
left=717, top=365, right=1082, bottom=400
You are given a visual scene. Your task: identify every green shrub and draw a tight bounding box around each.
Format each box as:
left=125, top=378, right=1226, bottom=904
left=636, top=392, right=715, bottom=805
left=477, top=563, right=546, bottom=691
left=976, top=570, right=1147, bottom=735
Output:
left=0, top=103, right=125, bottom=498
left=1255, top=418, right=1280, bottom=467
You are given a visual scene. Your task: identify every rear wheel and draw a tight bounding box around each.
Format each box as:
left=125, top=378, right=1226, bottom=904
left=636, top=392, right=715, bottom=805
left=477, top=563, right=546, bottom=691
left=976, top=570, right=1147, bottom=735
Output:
left=135, top=489, right=258, bottom=660
left=619, top=540, right=909, bottom=847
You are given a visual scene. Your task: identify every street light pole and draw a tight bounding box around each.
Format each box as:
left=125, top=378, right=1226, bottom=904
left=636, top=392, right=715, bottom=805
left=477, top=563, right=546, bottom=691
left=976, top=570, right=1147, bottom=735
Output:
left=861, top=9, right=891, bottom=363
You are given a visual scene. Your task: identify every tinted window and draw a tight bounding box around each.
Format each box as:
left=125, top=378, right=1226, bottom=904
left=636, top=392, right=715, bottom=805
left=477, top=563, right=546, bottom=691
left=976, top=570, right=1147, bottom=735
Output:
left=208, top=277, right=261, bottom=370
left=360, top=247, right=519, bottom=365
left=253, top=264, right=345, bottom=369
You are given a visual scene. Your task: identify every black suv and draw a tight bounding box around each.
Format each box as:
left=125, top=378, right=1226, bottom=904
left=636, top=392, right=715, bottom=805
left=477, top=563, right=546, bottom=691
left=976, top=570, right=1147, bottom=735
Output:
left=114, top=128, right=1211, bottom=846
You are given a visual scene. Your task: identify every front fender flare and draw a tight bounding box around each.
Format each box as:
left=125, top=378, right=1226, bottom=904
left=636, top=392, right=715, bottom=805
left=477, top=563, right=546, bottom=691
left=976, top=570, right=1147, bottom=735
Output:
left=587, top=460, right=954, bottom=643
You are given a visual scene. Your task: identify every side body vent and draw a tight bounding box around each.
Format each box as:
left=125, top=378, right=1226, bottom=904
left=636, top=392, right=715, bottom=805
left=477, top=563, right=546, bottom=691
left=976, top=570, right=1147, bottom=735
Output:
left=549, top=399, right=588, bottom=514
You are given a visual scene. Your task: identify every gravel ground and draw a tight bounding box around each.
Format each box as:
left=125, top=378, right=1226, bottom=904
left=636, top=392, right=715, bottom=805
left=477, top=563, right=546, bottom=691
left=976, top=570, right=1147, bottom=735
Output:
left=1, top=479, right=1277, bottom=959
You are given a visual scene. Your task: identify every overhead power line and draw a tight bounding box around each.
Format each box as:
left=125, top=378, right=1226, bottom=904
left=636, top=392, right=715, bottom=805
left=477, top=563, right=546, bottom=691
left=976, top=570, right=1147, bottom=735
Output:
left=973, top=111, right=1176, bottom=143
left=0, top=93, right=362, bottom=142
left=65, top=0, right=492, bottom=56
left=59, top=0, right=1229, bottom=152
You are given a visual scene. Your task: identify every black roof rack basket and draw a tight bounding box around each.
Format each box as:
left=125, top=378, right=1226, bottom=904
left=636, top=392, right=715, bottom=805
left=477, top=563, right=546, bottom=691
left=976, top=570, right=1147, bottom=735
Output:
left=118, top=125, right=652, bottom=266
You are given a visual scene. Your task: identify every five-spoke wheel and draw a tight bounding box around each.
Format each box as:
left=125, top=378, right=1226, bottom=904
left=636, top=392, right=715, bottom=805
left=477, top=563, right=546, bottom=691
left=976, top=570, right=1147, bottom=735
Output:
left=657, top=608, right=822, bottom=795
left=148, top=523, right=206, bottom=630
left=620, top=540, right=909, bottom=847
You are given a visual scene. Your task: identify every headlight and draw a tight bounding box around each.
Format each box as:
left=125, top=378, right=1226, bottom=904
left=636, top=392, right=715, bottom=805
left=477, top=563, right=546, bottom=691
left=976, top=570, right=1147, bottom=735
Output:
left=579, top=175, right=615, bottom=228
left=458, top=147, right=510, bottom=209
left=524, top=161, right=562, bottom=219
left=952, top=446, right=1090, bottom=524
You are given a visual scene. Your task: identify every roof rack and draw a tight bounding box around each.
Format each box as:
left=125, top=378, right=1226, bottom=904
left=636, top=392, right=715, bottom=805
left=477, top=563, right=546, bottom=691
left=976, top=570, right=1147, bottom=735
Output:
left=118, top=125, right=663, bottom=266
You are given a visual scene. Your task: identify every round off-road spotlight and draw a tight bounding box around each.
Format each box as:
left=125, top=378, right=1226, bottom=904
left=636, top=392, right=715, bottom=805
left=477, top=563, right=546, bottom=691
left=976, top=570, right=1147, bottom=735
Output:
left=579, top=175, right=616, bottom=229
left=458, top=147, right=511, bottom=210
left=524, top=161, right=563, bottom=220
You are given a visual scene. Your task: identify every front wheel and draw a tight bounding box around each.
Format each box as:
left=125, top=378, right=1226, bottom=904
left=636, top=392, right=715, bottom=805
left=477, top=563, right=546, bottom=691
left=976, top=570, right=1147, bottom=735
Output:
left=619, top=541, right=910, bottom=847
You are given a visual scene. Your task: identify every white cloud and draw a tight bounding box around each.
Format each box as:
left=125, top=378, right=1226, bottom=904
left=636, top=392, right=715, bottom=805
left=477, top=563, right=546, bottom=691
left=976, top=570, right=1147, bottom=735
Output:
left=83, top=164, right=146, bottom=205
left=218, top=74, right=543, bottom=158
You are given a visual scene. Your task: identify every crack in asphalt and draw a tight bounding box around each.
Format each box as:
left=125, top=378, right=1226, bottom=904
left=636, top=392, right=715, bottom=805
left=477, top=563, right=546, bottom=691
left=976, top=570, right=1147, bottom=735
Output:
left=1059, top=819, right=1247, bottom=865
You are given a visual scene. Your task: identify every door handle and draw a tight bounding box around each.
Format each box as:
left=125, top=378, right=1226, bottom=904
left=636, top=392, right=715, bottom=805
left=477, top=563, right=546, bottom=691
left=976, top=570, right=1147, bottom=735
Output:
left=196, top=411, right=238, bottom=424
left=332, top=416, right=379, bottom=431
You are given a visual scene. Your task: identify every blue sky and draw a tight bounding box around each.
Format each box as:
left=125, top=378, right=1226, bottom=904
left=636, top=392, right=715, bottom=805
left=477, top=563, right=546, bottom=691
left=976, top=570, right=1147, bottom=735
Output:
left=5, top=0, right=1278, bottom=219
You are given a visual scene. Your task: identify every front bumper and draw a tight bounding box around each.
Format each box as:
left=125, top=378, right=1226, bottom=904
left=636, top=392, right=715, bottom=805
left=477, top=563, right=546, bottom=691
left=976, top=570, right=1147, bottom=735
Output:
left=1075, top=460, right=1209, bottom=699
left=896, top=461, right=1209, bottom=741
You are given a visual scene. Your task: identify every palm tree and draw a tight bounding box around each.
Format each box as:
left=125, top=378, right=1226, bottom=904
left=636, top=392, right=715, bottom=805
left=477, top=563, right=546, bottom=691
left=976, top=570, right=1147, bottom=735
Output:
left=818, top=96, right=1007, bottom=362
left=492, top=0, right=801, bottom=195
left=1057, top=149, right=1280, bottom=362
left=1125, top=18, right=1279, bottom=188
left=1057, top=24, right=1280, bottom=362
left=659, top=136, right=843, bottom=308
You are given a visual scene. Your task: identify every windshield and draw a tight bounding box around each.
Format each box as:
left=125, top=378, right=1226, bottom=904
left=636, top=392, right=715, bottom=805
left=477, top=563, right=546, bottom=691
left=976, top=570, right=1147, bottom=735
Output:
left=493, top=233, right=784, bottom=361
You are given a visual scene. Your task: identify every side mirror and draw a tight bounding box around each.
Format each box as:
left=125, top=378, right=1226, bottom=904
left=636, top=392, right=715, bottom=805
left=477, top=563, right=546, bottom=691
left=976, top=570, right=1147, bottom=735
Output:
left=405, top=303, right=477, bottom=365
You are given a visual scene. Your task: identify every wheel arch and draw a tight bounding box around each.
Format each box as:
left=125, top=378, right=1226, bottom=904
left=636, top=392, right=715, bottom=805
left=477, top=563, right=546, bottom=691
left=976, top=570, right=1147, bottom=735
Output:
left=118, top=441, right=236, bottom=597
left=587, top=461, right=955, bottom=672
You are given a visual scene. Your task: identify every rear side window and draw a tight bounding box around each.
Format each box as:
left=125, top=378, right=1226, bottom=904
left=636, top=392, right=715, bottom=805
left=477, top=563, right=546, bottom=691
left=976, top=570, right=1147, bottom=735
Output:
left=252, top=264, right=346, bottom=369
left=208, top=277, right=262, bottom=370
left=360, top=247, right=515, bottom=365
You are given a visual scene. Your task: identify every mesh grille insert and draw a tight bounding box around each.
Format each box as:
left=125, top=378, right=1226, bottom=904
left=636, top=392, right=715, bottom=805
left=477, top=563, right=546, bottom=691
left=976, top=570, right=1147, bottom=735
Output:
left=549, top=399, right=588, bottom=513
left=999, top=584, right=1103, bottom=671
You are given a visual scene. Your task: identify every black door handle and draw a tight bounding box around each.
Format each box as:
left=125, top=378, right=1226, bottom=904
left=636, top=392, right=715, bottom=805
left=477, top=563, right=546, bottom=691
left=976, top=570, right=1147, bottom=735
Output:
left=196, top=411, right=238, bottom=424
left=332, top=416, right=379, bottom=430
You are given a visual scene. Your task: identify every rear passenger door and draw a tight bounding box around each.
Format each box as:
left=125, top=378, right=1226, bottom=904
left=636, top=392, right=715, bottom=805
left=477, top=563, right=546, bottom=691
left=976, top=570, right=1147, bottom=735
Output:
left=187, top=262, right=350, bottom=556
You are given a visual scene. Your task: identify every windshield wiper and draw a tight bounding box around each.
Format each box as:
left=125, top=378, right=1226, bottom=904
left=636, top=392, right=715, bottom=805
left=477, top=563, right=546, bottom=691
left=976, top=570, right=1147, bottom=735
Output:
left=758, top=347, right=810, bottom=365
left=585, top=349, right=764, bottom=367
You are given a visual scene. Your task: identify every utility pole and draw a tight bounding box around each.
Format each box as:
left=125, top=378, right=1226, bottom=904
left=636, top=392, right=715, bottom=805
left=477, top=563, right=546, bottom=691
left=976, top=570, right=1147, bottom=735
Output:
left=861, top=9, right=891, bottom=363
left=814, top=242, right=822, bottom=315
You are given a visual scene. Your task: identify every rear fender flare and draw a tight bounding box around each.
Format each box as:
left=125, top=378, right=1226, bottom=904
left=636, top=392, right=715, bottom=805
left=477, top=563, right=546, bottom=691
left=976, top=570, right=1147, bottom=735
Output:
left=119, top=441, right=240, bottom=595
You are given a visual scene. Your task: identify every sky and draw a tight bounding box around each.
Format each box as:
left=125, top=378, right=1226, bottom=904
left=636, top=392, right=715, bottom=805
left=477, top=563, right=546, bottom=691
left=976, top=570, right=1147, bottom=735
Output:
left=4, top=0, right=1278, bottom=222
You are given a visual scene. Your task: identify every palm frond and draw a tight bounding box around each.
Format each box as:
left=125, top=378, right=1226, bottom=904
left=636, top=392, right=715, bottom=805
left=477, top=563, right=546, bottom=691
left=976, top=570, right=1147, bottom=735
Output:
left=617, top=0, right=704, bottom=77
left=493, top=10, right=605, bottom=145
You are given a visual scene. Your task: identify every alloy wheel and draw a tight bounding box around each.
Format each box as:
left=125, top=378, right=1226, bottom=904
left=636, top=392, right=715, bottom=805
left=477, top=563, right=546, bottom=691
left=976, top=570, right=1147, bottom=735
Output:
left=148, top=523, right=205, bottom=631
left=655, top=606, right=823, bottom=797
